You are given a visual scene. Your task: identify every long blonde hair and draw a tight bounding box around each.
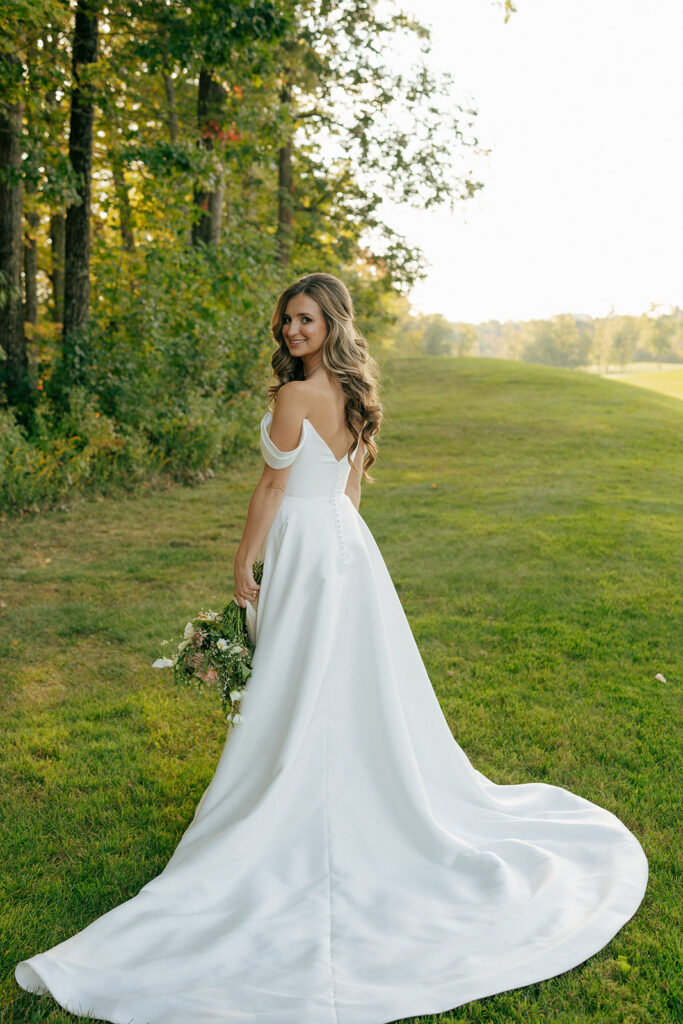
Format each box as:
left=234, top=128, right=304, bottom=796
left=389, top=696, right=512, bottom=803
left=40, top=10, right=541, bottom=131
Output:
left=268, top=273, right=382, bottom=478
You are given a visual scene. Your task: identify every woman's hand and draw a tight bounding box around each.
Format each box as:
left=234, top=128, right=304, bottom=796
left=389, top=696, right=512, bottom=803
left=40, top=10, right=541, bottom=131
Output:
left=234, top=560, right=260, bottom=609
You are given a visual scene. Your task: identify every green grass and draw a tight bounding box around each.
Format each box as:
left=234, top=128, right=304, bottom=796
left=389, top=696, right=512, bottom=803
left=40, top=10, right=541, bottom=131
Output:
left=1, top=357, right=681, bottom=1024
left=601, top=365, right=683, bottom=401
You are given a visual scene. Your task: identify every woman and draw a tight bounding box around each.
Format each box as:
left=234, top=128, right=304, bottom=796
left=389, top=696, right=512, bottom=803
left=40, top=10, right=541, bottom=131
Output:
left=16, top=273, right=647, bottom=1024
left=232, top=271, right=381, bottom=612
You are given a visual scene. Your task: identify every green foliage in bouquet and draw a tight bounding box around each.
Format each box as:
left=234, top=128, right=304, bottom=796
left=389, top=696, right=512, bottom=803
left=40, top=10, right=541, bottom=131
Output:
left=153, top=561, right=263, bottom=725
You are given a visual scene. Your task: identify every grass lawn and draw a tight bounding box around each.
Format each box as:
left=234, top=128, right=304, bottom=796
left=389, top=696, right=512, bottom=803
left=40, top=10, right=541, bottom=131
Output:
left=1, top=357, right=681, bottom=1024
left=600, top=365, right=683, bottom=402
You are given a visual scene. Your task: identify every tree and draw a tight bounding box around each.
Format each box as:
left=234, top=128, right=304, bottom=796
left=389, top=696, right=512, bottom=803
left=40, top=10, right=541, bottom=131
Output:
left=190, top=1, right=287, bottom=249
left=61, top=0, right=99, bottom=385
left=50, top=211, right=65, bottom=321
left=192, top=70, right=228, bottom=247
left=422, top=314, right=455, bottom=355
left=1, top=0, right=71, bottom=395
left=39, top=26, right=73, bottom=323
left=590, top=317, right=613, bottom=372
left=454, top=323, right=477, bottom=357
left=270, top=0, right=483, bottom=284
left=639, top=305, right=679, bottom=367
left=276, top=82, right=294, bottom=266
left=372, top=291, right=422, bottom=356
left=0, top=55, right=29, bottom=414
left=608, top=316, right=638, bottom=369
left=110, top=150, right=135, bottom=252
left=521, top=315, right=590, bottom=368
left=0, top=0, right=491, bottom=507
left=23, top=80, right=39, bottom=326
left=124, top=0, right=288, bottom=249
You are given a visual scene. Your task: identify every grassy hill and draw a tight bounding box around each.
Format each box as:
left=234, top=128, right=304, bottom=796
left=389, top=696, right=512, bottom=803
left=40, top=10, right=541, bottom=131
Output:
left=1, top=357, right=680, bottom=1023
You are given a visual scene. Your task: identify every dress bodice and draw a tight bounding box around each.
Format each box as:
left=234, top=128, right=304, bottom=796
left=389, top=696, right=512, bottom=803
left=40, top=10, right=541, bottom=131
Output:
left=259, top=411, right=360, bottom=499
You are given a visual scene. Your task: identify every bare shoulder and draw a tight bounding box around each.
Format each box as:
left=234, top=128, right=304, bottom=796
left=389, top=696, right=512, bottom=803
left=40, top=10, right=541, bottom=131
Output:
left=270, top=381, right=309, bottom=451
left=273, top=379, right=310, bottom=411
left=276, top=379, right=307, bottom=398
left=296, top=374, right=346, bottom=420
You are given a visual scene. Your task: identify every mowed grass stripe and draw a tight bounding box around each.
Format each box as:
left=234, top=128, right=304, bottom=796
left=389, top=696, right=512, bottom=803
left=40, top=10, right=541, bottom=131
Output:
left=1, top=357, right=681, bottom=1023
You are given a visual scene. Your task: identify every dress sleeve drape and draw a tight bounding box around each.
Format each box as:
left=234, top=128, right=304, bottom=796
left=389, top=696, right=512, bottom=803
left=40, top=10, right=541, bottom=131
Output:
left=259, top=412, right=307, bottom=469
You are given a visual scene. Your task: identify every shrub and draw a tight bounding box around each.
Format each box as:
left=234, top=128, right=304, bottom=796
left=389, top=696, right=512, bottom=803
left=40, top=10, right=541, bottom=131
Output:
left=0, top=390, right=155, bottom=513
left=1, top=216, right=283, bottom=514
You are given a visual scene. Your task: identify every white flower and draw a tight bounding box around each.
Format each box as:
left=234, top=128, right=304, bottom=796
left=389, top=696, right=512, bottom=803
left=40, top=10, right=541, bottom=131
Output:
left=160, top=639, right=169, bottom=646
left=229, top=689, right=242, bottom=703
left=183, top=621, right=194, bottom=638
left=205, top=610, right=221, bottom=621
left=229, top=643, right=243, bottom=655
left=232, top=713, right=242, bottom=725
left=655, top=672, right=667, bottom=683
left=152, top=657, right=174, bottom=668
left=177, top=639, right=189, bottom=651
left=217, top=638, right=229, bottom=651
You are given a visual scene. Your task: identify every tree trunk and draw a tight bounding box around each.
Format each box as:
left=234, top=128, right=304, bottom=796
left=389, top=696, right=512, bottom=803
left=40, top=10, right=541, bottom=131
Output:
left=43, top=35, right=66, bottom=326
left=50, top=212, right=65, bottom=322
left=192, top=68, right=226, bottom=247
left=0, top=83, right=31, bottom=413
left=162, top=73, right=179, bottom=144
left=276, top=85, right=293, bottom=267
left=111, top=153, right=135, bottom=252
left=276, top=137, right=293, bottom=267
left=23, top=197, right=39, bottom=325
left=22, top=44, right=39, bottom=328
left=62, top=0, right=98, bottom=383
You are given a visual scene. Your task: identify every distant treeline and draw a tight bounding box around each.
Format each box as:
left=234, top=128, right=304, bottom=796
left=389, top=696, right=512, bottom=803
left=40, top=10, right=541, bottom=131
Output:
left=0, top=0, right=482, bottom=513
left=379, top=299, right=683, bottom=368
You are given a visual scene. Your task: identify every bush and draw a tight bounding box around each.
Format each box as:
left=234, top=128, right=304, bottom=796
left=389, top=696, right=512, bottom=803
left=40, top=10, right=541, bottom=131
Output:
left=0, top=390, right=155, bottom=513
left=84, top=235, right=276, bottom=449
left=2, top=224, right=280, bottom=513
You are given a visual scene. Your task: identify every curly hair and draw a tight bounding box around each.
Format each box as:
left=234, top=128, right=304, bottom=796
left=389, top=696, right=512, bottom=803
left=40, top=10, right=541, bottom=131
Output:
left=267, top=272, right=383, bottom=479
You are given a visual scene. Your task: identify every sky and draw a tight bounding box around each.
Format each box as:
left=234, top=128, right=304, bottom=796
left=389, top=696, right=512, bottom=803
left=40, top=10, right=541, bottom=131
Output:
left=380, top=0, right=683, bottom=324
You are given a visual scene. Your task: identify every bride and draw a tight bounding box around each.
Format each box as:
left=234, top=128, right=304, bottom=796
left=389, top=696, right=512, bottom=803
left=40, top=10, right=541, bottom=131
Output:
left=16, top=273, right=647, bottom=1024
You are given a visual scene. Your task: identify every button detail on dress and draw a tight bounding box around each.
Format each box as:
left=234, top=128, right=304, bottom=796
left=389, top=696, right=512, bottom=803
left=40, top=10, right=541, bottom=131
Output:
left=332, top=493, right=346, bottom=574
left=332, top=463, right=348, bottom=574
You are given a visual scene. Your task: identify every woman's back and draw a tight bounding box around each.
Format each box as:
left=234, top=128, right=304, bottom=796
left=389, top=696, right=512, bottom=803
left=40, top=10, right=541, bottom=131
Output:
left=259, top=408, right=360, bottom=502
left=274, top=374, right=356, bottom=463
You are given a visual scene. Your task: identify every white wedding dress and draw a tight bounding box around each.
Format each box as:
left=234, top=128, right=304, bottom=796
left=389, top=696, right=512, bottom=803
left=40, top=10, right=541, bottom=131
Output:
left=16, top=411, right=648, bottom=1024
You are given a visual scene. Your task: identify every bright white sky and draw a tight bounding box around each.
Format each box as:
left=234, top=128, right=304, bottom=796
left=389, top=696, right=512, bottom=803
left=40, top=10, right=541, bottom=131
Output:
left=381, top=0, right=683, bottom=324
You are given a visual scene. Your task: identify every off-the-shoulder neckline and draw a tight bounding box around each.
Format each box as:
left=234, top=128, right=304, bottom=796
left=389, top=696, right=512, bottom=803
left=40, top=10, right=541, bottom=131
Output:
left=263, top=411, right=359, bottom=464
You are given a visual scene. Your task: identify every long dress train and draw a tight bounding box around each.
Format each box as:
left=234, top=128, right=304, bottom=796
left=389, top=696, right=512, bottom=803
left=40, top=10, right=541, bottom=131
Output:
left=15, top=411, right=648, bottom=1024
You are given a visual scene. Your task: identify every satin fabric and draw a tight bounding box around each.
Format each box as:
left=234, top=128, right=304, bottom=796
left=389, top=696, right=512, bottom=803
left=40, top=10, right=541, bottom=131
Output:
left=15, top=410, right=648, bottom=1024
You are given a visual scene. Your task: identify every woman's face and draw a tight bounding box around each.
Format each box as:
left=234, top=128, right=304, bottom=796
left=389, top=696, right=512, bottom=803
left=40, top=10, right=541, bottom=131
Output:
left=282, top=293, right=327, bottom=358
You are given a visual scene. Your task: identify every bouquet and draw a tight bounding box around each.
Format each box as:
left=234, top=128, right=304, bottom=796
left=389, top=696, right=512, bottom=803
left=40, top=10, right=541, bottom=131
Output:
left=152, top=561, right=263, bottom=726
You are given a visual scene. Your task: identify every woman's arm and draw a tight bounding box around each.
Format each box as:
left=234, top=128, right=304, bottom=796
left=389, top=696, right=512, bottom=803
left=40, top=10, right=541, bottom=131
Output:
left=344, top=442, right=365, bottom=511
left=233, top=385, right=306, bottom=606
left=233, top=468, right=287, bottom=607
